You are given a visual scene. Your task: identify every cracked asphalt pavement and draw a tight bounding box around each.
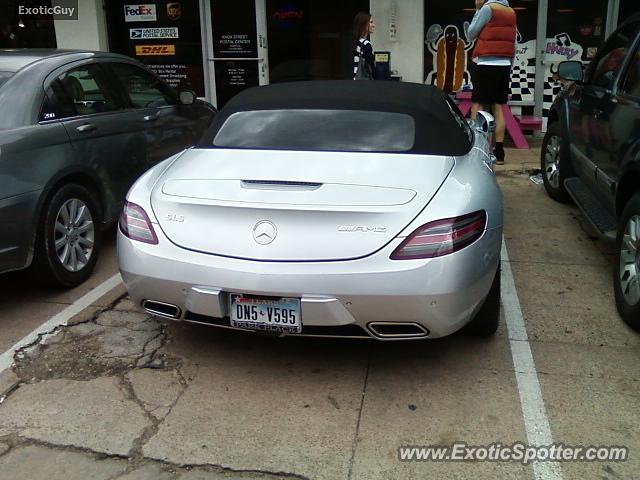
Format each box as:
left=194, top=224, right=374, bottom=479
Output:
left=0, top=149, right=638, bottom=480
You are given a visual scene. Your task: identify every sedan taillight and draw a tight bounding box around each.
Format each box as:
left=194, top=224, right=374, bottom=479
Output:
left=391, top=211, right=486, bottom=260
left=119, top=201, right=158, bottom=244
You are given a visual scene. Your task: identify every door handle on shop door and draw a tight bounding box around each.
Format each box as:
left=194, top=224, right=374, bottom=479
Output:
left=76, top=123, right=97, bottom=133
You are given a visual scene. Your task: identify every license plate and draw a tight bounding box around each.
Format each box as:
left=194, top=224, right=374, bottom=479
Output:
left=229, top=294, right=302, bottom=333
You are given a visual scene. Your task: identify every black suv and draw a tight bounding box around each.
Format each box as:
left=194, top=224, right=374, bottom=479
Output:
left=542, top=15, right=640, bottom=330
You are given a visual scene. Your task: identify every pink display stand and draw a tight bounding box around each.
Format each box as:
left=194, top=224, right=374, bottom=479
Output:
left=454, top=90, right=534, bottom=150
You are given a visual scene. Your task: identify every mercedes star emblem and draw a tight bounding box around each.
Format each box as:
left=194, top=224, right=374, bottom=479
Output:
left=253, top=220, right=277, bottom=245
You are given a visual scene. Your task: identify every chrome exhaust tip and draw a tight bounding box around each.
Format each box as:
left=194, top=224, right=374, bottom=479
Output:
left=367, top=322, right=429, bottom=339
left=142, top=300, right=181, bottom=319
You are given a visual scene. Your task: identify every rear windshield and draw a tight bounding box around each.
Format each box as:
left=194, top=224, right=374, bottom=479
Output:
left=0, top=71, right=14, bottom=89
left=213, top=109, right=416, bottom=153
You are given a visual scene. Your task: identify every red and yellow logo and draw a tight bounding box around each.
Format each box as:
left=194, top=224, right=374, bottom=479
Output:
left=135, top=45, right=175, bottom=56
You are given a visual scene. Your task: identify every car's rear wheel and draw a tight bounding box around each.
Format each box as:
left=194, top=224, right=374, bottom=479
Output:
left=614, top=193, right=640, bottom=331
left=31, top=184, right=101, bottom=287
left=541, top=122, right=573, bottom=204
left=465, top=265, right=500, bottom=336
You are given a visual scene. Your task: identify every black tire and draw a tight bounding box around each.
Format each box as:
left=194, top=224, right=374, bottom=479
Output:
left=613, top=193, right=640, bottom=332
left=465, top=265, right=500, bottom=337
left=31, top=184, right=101, bottom=287
left=541, top=121, right=574, bottom=204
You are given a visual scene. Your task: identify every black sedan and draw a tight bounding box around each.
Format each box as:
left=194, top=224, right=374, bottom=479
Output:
left=0, top=49, right=216, bottom=286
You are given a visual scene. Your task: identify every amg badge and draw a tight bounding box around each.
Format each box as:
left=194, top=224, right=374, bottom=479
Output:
left=338, top=226, right=387, bottom=233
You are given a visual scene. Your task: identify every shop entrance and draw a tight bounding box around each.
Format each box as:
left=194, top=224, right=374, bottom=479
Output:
left=204, top=0, right=368, bottom=108
left=203, top=0, right=269, bottom=109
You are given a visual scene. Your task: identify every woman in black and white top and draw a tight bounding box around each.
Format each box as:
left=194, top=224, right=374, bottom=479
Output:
left=352, top=12, right=376, bottom=80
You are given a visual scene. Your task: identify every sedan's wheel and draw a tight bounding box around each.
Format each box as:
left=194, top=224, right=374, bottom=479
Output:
left=54, top=198, right=95, bottom=272
left=31, top=184, right=101, bottom=287
left=541, top=122, right=573, bottom=204
left=614, top=194, right=640, bottom=331
left=464, top=264, right=500, bottom=337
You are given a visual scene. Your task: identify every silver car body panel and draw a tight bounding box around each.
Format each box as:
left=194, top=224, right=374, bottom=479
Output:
left=119, top=130, right=503, bottom=340
left=150, top=148, right=455, bottom=261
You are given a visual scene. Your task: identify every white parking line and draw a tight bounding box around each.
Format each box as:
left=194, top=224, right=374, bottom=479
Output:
left=501, top=240, right=563, bottom=480
left=0, top=273, right=123, bottom=375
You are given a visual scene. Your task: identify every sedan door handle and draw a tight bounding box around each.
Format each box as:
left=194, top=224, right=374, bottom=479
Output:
left=143, top=113, right=160, bottom=122
left=76, top=123, right=97, bottom=133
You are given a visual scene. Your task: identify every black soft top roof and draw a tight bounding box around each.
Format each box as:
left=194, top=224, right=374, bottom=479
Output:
left=199, top=81, right=472, bottom=155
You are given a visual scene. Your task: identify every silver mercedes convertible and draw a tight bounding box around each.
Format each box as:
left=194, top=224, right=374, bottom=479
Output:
left=118, top=81, right=503, bottom=340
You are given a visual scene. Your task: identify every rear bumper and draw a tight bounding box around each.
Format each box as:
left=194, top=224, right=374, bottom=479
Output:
left=118, top=225, right=502, bottom=340
left=0, top=189, right=41, bottom=274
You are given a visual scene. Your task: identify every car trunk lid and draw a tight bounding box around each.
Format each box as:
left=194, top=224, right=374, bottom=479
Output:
left=151, top=148, right=454, bottom=261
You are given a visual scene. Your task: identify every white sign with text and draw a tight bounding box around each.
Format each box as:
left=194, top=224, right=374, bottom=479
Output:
left=124, top=5, right=157, bottom=22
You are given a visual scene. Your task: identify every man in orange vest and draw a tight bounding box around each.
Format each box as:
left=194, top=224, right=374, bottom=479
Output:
left=467, top=0, right=517, bottom=165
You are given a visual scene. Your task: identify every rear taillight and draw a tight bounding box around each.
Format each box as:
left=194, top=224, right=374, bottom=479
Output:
left=391, top=211, right=486, bottom=260
left=119, top=201, right=158, bottom=244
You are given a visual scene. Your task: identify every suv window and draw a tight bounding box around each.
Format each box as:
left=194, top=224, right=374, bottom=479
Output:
left=110, top=63, right=176, bottom=109
left=587, top=22, right=639, bottom=90
left=53, top=64, right=123, bottom=117
left=620, top=45, right=640, bottom=98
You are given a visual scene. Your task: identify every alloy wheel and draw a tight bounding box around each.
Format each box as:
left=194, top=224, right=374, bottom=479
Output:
left=544, top=135, right=561, bottom=189
left=54, top=198, right=95, bottom=272
left=619, top=214, right=640, bottom=306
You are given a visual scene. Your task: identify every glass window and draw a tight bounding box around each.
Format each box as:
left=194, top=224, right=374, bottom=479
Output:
left=56, top=64, right=122, bottom=116
left=621, top=46, right=640, bottom=98
left=104, top=0, right=205, bottom=96
left=547, top=0, right=608, bottom=63
left=110, top=63, right=176, bottom=109
left=40, top=78, right=76, bottom=121
left=213, top=109, right=416, bottom=152
left=0, top=1, right=56, bottom=48
left=424, top=0, right=537, bottom=95
left=618, top=0, right=640, bottom=28
left=587, top=22, right=639, bottom=90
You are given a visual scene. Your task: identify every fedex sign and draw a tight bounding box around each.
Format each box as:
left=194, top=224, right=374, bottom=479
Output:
left=124, top=5, right=157, bottom=22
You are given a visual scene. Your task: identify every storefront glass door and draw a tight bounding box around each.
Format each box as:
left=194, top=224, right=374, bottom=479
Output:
left=205, top=0, right=268, bottom=108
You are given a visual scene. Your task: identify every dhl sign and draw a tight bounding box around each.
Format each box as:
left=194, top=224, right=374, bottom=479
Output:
left=135, top=45, right=175, bottom=56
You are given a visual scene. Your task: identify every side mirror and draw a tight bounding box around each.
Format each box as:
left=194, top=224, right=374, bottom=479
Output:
left=179, top=90, right=196, bottom=105
left=557, top=61, right=584, bottom=83
left=475, top=110, right=495, bottom=135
